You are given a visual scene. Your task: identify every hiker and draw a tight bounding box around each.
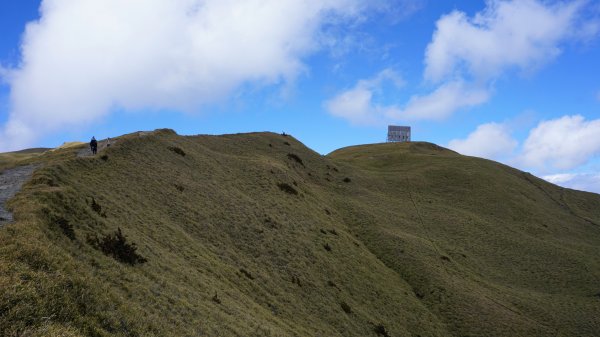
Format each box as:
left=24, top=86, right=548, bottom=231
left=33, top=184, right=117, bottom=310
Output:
left=90, top=137, right=98, bottom=155
left=106, top=137, right=111, bottom=148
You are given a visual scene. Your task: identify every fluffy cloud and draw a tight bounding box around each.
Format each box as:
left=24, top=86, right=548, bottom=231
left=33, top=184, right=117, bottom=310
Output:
left=520, top=115, right=600, bottom=171
left=0, top=0, right=367, bottom=151
left=326, top=75, right=489, bottom=124
left=328, top=0, right=592, bottom=125
left=543, top=173, right=600, bottom=194
left=425, top=0, right=585, bottom=82
left=448, top=122, right=517, bottom=159
left=398, top=81, right=489, bottom=120
left=325, top=69, right=403, bottom=125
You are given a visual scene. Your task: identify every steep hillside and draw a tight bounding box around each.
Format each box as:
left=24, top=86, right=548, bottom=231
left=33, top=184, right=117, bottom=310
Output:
left=1, top=130, right=599, bottom=336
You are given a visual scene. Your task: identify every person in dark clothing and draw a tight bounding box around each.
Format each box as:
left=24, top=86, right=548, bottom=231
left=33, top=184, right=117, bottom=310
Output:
left=90, top=137, right=98, bottom=155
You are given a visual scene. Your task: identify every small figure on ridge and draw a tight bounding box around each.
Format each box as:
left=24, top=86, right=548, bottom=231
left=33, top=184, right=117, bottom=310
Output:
left=90, top=136, right=98, bottom=155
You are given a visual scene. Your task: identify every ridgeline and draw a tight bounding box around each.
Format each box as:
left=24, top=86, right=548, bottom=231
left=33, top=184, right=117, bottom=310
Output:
left=1, top=129, right=599, bottom=336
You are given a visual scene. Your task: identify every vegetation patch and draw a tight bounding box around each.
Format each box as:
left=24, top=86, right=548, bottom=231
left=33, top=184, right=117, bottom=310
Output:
left=340, top=301, right=352, bottom=314
left=327, top=280, right=340, bottom=290
left=277, top=183, right=298, bottom=195
left=100, top=154, right=108, bottom=161
left=287, top=153, right=305, bottom=167
left=239, top=268, right=254, bottom=280
left=283, top=141, right=291, bottom=146
left=324, top=243, right=332, bottom=252
left=90, top=197, right=105, bottom=217
left=87, top=228, right=147, bottom=265
left=174, top=184, right=185, bottom=192
left=212, top=292, right=222, bottom=304
left=168, top=146, right=186, bottom=157
left=55, top=217, right=76, bottom=240
left=343, top=177, right=352, bottom=183
left=374, top=324, right=391, bottom=337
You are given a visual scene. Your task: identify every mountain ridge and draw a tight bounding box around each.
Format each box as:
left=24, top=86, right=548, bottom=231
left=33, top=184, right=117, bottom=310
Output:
left=1, top=130, right=599, bottom=336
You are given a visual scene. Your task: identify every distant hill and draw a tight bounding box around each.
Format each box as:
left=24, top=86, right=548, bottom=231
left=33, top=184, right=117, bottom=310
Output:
left=1, top=129, right=599, bottom=337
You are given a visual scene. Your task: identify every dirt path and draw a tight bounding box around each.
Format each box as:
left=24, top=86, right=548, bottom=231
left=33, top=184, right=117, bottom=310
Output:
left=77, top=139, right=116, bottom=157
left=0, top=165, right=37, bottom=226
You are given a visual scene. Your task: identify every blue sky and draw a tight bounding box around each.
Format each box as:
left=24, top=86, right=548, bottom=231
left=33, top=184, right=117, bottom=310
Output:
left=1, top=0, right=600, bottom=193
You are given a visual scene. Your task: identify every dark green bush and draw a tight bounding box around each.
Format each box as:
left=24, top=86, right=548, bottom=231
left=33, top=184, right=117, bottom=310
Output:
left=87, top=228, right=147, bottom=265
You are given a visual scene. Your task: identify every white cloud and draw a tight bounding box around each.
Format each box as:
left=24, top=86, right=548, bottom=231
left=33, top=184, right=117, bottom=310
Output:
left=328, top=0, right=594, bottom=126
left=543, top=173, right=600, bottom=194
left=448, top=122, right=517, bottom=159
left=327, top=76, right=489, bottom=124
left=520, top=115, right=600, bottom=171
left=447, top=115, right=600, bottom=194
left=398, top=81, right=489, bottom=120
left=0, top=0, right=367, bottom=151
left=325, top=69, right=403, bottom=125
left=425, top=0, right=586, bottom=82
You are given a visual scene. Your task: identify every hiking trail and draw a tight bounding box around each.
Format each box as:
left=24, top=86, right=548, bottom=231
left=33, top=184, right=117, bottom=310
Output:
left=0, top=165, right=37, bottom=227
left=77, top=139, right=116, bottom=157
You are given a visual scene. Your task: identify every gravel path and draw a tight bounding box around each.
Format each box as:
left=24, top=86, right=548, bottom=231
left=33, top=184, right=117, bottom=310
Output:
left=0, top=165, right=37, bottom=226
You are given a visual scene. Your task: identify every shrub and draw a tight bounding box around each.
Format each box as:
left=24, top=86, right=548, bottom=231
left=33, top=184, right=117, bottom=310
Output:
left=287, top=153, right=305, bottom=167
left=374, top=324, right=390, bottom=337
left=343, top=177, right=352, bottom=183
left=212, top=293, right=222, bottom=304
left=440, top=256, right=451, bottom=262
left=239, top=268, right=254, bottom=280
left=100, top=155, right=108, bottom=161
left=174, top=184, right=185, bottom=192
left=324, top=243, right=332, bottom=252
left=87, top=228, right=147, bottom=265
left=168, top=146, right=186, bottom=157
left=90, top=197, right=102, bottom=214
left=277, top=183, right=298, bottom=195
left=283, top=141, right=291, bottom=146
left=340, top=302, right=352, bottom=314
left=56, top=217, right=76, bottom=240
left=90, top=197, right=106, bottom=218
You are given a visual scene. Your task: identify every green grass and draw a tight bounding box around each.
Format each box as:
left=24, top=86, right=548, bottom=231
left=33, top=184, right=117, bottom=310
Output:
left=1, top=131, right=599, bottom=336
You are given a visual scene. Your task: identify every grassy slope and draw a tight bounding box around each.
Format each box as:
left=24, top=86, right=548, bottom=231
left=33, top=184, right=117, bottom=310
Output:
left=1, top=131, right=599, bottom=336
left=0, top=148, right=50, bottom=171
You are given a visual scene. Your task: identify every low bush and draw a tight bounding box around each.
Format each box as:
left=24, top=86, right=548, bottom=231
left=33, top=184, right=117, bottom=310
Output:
left=287, top=153, right=305, bottom=167
left=239, top=268, right=254, bottom=280
left=374, top=324, right=390, bottom=337
left=87, top=228, right=147, bottom=265
left=340, top=302, right=352, bottom=314
left=168, top=146, right=186, bottom=157
left=277, top=183, right=298, bottom=195
left=56, top=217, right=76, bottom=240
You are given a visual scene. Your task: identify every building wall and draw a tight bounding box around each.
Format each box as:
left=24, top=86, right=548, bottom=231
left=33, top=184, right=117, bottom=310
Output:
left=387, top=127, right=411, bottom=142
